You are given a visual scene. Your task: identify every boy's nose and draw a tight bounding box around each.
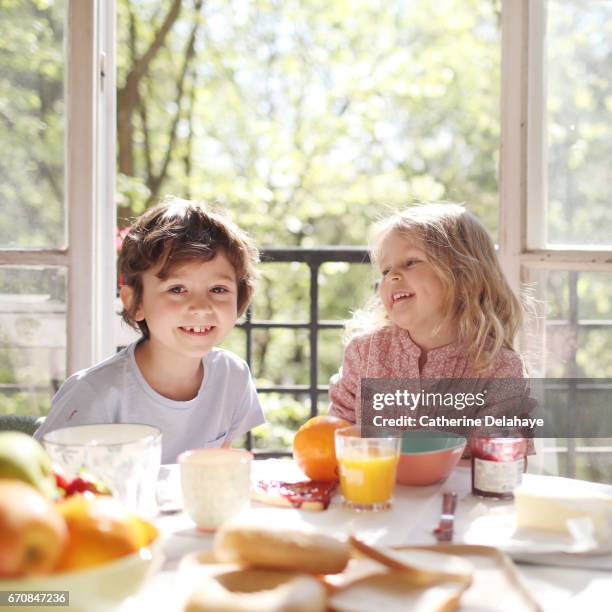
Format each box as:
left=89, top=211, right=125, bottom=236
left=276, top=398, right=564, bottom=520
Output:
left=188, top=296, right=213, bottom=314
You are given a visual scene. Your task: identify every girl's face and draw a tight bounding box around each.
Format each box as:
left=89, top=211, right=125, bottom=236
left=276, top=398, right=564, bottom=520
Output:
left=377, top=231, right=448, bottom=336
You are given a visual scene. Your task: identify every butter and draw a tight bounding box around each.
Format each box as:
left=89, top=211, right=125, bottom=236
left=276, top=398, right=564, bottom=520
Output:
left=515, top=477, right=612, bottom=539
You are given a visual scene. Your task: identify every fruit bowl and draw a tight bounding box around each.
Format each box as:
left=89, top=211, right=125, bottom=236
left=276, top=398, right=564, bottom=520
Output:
left=396, top=431, right=466, bottom=486
left=0, top=535, right=163, bottom=612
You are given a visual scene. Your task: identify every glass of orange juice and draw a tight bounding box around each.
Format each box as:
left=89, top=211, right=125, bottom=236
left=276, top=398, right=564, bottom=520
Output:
left=335, top=425, right=401, bottom=511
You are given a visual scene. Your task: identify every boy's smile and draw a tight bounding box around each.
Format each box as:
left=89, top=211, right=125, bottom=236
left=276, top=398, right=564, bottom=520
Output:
left=179, top=325, right=215, bottom=336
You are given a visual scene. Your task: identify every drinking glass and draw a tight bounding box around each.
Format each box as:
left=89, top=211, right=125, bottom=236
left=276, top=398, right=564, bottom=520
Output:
left=42, top=423, right=162, bottom=517
left=335, top=425, right=400, bottom=511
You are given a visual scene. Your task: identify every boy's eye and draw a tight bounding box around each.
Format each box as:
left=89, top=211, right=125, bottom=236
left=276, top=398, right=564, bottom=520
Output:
left=168, top=286, right=186, bottom=294
left=381, top=268, right=390, bottom=277
left=211, top=286, right=229, bottom=294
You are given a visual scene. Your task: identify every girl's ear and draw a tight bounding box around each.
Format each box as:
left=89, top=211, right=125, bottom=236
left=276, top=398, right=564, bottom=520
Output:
left=120, top=285, right=144, bottom=321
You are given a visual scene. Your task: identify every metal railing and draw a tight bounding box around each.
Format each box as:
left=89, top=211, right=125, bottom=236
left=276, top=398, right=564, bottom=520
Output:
left=1, top=255, right=609, bottom=479
left=239, top=247, right=370, bottom=457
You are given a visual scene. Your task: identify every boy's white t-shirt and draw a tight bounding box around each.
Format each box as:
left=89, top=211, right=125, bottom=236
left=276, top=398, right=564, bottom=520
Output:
left=34, top=342, right=265, bottom=464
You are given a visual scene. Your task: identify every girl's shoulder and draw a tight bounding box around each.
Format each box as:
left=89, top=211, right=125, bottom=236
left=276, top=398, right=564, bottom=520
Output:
left=486, top=346, right=527, bottom=378
left=345, top=324, right=397, bottom=350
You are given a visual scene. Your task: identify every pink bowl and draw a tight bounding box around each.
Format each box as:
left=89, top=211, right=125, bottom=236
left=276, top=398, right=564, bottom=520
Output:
left=396, top=432, right=466, bottom=486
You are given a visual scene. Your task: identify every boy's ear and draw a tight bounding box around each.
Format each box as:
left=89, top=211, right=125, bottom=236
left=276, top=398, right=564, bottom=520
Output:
left=120, top=285, right=144, bottom=321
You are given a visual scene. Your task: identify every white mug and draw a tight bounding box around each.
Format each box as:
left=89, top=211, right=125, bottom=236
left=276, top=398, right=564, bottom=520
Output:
left=178, top=448, right=252, bottom=531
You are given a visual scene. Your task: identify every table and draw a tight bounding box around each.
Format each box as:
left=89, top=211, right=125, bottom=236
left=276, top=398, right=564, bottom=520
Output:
left=121, top=461, right=612, bottom=612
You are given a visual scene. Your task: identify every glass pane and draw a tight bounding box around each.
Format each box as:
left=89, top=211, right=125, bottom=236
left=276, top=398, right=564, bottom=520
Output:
left=0, top=1, right=66, bottom=248
left=529, top=270, right=612, bottom=377
left=117, top=0, right=501, bottom=243
left=546, top=1, right=612, bottom=246
left=0, top=267, right=67, bottom=417
left=524, top=269, right=612, bottom=483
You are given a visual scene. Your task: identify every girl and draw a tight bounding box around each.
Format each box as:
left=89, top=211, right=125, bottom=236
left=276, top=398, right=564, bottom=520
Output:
left=329, top=203, right=528, bottom=426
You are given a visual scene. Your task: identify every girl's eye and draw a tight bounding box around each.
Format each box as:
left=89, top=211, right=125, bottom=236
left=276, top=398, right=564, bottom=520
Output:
left=405, top=259, right=420, bottom=268
left=211, top=286, right=229, bottom=294
left=381, top=269, right=390, bottom=277
left=168, top=286, right=186, bottom=294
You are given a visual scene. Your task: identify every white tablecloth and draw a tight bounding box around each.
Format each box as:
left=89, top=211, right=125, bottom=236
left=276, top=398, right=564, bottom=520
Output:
left=121, top=461, right=612, bottom=612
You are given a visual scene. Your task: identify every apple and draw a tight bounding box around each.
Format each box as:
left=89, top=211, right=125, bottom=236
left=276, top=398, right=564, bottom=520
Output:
left=0, top=480, right=68, bottom=577
left=0, top=432, right=57, bottom=498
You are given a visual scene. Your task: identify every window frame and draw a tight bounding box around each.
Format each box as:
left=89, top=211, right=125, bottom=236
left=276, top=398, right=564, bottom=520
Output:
left=499, top=0, right=612, bottom=294
left=0, top=0, right=117, bottom=375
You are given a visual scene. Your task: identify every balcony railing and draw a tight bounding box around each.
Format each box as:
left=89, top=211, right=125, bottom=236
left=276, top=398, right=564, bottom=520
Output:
left=239, top=247, right=370, bottom=457
left=1, top=251, right=610, bottom=479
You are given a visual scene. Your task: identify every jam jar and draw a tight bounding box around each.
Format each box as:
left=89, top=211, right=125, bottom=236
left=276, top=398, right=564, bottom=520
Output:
left=470, top=434, right=527, bottom=500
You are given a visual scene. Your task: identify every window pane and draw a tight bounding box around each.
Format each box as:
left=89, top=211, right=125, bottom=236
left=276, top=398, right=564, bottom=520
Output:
left=0, top=267, right=67, bottom=416
left=117, top=0, right=501, bottom=243
left=0, top=1, right=66, bottom=248
left=529, top=270, right=612, bottom=377
left=525, top=269, right=612, bottom=483
left=546, top=1, right=612, bottom=246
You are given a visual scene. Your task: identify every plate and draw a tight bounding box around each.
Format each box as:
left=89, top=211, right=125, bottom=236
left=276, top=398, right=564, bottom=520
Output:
left=462, top=513, right=612, bottom=556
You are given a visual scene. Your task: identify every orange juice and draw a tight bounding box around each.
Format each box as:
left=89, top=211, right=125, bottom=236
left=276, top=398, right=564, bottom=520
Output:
left=338, top=453, right=399, bottom=504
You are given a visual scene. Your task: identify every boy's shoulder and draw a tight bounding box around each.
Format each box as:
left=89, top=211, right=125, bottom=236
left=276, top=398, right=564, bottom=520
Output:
left=207, top=347, right=251, bottom=376
left=64, top=345, right=132, bottom=390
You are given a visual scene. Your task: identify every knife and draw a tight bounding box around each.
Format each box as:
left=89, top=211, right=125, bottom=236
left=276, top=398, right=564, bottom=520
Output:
left=433, top=492, right=458, bottom=542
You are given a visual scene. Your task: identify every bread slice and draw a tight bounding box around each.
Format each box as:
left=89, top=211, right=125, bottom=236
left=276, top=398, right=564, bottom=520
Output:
left=214, top=521, right=350, bottom=574
left=329, top=570, right=466, bottom=612
left=251, top=479, right=337, bottom=511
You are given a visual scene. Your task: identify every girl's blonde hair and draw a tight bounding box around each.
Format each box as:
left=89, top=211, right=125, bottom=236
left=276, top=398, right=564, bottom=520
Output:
left=348, top=203, right=523, bottom=373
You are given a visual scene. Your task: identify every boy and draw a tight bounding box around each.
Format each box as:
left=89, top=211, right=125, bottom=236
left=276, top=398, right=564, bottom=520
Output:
left=36, top=197, right=264, bottom=463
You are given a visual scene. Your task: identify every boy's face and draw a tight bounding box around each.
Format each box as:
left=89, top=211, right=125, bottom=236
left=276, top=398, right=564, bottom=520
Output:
left=127, top=252, right=239, bottom=360
left=377, top=231, right=447, bottom=334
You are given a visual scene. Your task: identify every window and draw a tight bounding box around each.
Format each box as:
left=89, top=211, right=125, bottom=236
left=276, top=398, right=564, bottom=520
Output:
left=501, top=0, right=612, bottom=480
left=1, top=1, right=610, bottom=481
left=0, top=1, right=116, bottom=420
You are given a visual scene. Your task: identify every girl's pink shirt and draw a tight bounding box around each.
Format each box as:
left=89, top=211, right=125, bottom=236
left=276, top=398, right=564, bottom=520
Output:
left=329, top=324, right=527, bottom=424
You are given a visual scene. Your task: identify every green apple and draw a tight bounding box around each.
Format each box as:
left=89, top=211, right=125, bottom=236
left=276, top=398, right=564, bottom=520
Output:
left=0, top=432, right=56, bottom=498
left=0, top=480, right=68, bottom=577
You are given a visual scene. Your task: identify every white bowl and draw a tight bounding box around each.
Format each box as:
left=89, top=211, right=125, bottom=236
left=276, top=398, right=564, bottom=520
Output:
left=0, top=537, right=163, bottom=612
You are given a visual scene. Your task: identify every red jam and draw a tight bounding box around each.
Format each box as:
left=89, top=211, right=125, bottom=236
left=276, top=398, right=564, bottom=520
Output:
left=470, top=435, right=527, bottom=500
left=256, top=480, right=337, bottom=509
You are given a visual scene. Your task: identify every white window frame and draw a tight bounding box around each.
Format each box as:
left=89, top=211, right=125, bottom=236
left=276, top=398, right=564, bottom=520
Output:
left=0, top=0, right=116, bottom=376
left=500, top=0, right=612, bottom=476
left=499, top=0, right=612, bottom=297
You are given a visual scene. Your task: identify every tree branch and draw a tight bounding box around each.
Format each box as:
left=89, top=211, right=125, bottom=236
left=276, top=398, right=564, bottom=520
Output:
left=147, top=0, right=203, bottom=203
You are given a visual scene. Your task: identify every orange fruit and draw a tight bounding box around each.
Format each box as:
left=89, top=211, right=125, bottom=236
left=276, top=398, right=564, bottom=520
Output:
left=54, top=493, right=157, bottom=572
left=293, top=416, right=351, bottom=481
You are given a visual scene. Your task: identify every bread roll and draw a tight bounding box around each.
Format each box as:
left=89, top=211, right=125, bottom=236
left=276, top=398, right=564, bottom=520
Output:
left=214, top=521, right=350, bottom=574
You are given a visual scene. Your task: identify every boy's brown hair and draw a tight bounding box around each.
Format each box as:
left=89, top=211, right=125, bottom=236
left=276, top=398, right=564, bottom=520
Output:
left=118, top=196, right=259, bottom=339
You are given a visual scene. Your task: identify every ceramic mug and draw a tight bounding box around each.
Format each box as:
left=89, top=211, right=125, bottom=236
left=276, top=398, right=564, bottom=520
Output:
left=178, top=448, right=252, bottom=531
